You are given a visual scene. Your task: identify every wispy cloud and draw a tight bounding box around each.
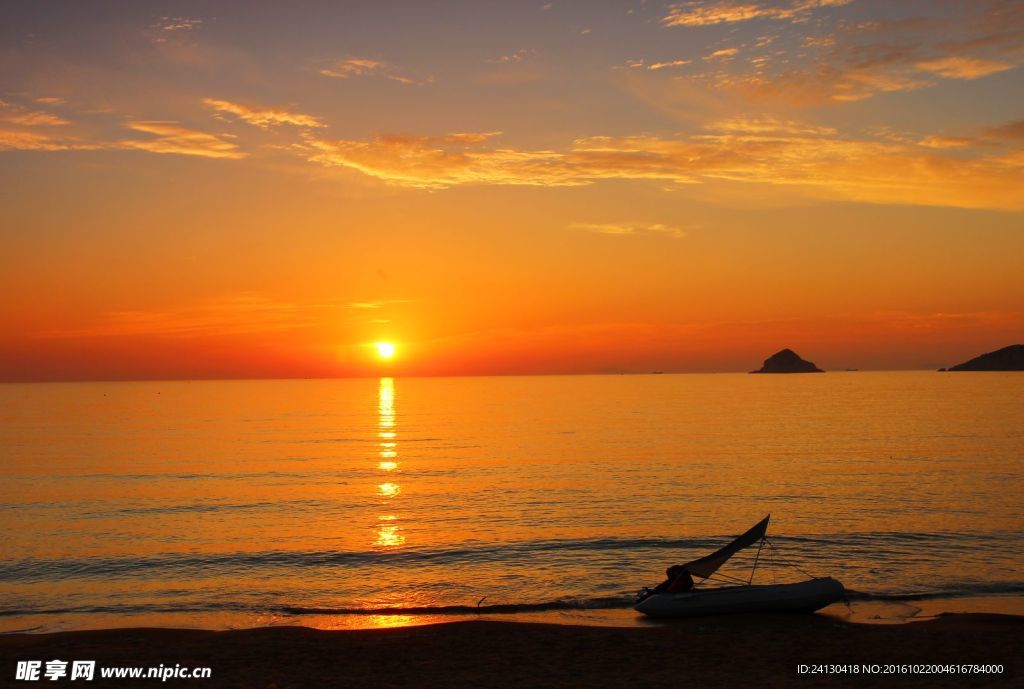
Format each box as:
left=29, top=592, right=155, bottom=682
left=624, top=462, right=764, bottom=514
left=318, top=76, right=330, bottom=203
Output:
left=704, top=47, right=740, bottom=61
left=345, top=299, right=412, bottom=310
left=320, top=57, right=423, bottom=85
left=35, top=294, right=325, bottom=339
left=708, top=116, right=836, bottom=136
left=153, top=16, right=203, bottom=32
left=489, top=49, right=534, bottom=64
left=570, top=222, right=688, bottom=238
left=649, top=59, right=693, bottom=71
left=301, top=119, right=1024, bottom=209
left=915, top=56, right=1012, bottom=79
left=625, top=59, right=692, bottom=71
left=0, top=99, right=69, bottom=126
left=203, top=98, right=324, bottom=128
left=0, top=129, right=95, bottom=151
left=120, top=122, right=245, bottom=159
left=638, top=3, right=1024, bottom=106
left=662, top=0, right=851, bottom=28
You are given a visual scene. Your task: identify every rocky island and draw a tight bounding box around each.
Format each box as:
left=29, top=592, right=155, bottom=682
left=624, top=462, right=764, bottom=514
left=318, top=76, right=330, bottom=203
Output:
left=750, top=348, right=824, bottom=373
left=946, top=344, right=1024, bottom=371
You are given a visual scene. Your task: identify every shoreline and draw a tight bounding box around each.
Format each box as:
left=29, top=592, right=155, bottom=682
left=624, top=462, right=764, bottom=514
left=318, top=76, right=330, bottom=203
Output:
left=2, top=613, right=1019, bottom=688
left=4, top=595, right=1024, bottom=634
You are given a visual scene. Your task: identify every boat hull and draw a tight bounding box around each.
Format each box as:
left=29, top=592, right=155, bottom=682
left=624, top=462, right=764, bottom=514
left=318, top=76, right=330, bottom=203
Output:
left=634, top=577, right=845, bottom=618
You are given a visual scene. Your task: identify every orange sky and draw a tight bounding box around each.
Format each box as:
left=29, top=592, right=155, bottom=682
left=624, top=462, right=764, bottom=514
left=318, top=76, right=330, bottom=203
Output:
left=2, top=1, right=1023, bottom=380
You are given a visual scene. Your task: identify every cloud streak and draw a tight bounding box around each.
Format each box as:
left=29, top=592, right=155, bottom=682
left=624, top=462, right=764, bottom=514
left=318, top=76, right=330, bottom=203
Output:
left=0, top=129, right=95, bottom=151
left=0, top=100, right=70, bottom=127
left=36, top=294, right=325, bottom=339
left=203, top=98, right=324, bottom=128
left=302, top=118, right=1024, bottom=209
left=662, top=0, right=851, bottom=28
left=571, top=222, right=688, bottom=238
left=320, top=57, right=422, bottom=85
left=120, top=122, right=245, bottom=159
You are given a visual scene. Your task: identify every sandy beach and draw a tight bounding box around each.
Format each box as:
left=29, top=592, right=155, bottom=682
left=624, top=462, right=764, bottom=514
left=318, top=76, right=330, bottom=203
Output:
left=2, top=614, right=1019, bottom=688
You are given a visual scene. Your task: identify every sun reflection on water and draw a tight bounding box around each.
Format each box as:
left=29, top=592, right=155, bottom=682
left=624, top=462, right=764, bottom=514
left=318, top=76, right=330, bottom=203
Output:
left=377, top=482, right=401, bottom=497
left=375, top=377, right=403, bottom=548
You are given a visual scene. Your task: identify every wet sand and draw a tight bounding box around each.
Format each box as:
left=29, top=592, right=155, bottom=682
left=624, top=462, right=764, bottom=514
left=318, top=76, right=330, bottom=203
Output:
left=1, top=613, right=1019, bottom=688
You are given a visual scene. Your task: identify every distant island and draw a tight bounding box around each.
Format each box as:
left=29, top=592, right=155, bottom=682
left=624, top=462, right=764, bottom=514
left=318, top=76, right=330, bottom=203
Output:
left=750, top=349, right=824, bottom=374
left=944, top=344, right=1024, bottom=371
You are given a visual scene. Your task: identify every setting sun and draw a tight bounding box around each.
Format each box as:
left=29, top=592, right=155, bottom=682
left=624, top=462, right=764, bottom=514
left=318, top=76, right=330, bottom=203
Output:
left=375, top=342, right=397, bottom=360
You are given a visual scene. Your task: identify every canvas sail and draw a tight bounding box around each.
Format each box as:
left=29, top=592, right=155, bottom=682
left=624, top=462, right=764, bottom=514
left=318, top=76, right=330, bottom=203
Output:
left=682, top=515, right=770, bottom=579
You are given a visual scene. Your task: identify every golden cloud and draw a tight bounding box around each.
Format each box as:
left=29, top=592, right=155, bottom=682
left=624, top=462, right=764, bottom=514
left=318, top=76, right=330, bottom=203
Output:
left=203, top=98, right=324, bottom=128
left=303, top=121, right=1024, bottom=209
left=704, top=47, right=739, bottom=61
left=570, top=222, right=687, bottom=238
left=120, top=122, right=245, bottom=159
left=648, top=59, right=693, bottom=71
left=35, top=294, right=323, bottom=339
left=0, top=99, right=70, bottom=127
left=320, top=57, right=421, bottom=84
left=915, top=56, right=1012, bottom=79
left=663, top=0, right=851, bottom=28
left=0, top=129, right=94, bottom=151
left=652, top=4, right=1023, bottom=105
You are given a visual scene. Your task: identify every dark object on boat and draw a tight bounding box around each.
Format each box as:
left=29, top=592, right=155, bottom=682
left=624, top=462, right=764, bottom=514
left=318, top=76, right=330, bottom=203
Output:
left=750, top=349, right=824, bottom=373
left=946, top=344, right=1024, bottom=371
left=634, top=515, right=845, bottom=618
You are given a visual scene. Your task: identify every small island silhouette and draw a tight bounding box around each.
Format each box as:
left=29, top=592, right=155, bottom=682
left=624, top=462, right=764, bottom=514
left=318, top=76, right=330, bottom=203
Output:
left=750, top=348, right=824, bottom=374
left=944, top=344, right=1024, bottom=371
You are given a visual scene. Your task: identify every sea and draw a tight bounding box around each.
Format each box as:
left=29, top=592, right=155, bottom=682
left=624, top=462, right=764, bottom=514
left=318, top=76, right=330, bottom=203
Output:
left=1, top=372, right=1022, bottom=632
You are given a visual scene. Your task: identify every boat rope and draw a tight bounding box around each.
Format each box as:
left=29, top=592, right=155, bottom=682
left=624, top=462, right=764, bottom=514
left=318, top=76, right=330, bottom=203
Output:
left=701, top=571, right=747, bottom=586
left=765, top=539, right=819, bottom=580
left=748, top=536, right=766, bottom=584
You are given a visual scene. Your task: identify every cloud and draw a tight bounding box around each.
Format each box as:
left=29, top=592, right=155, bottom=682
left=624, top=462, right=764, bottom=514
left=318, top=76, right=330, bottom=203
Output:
left=915, top=56, right=1012, bottom=79
left=320, top=57, right=422, bottom=84
left=346, top=299, right=412, bottom=310
left=708, top=116, right=836, bottom=136
left=985, top=119, right=1024, bottom=141
left=320, top=58, right=384, bottom=78
left=120, top=122, right=245, bottom=159
left=649, top=3, right=1023, bottom=105
left=36, top=294, right=324, bottom=339
left=917, top=135, right=974, bottom=149
left=0, top=129, right=94, bottom=151
left=0, top=99, right=69, bottom=126
left=490, top=49, right=534, bottom=64
left=704, top=47, right=740, bottom=61
left=570, top=222, right=687, bottom=238
left=662, top=0, right=851, bottom=28
left=302, top=131, right=563, bottom=189
left=153, top=17, right=202, bottom=32
left=302, top=121, right=1024, bottom=209
left=202, top=98, right=324, bottom=128
left=649, top=59, right=693, bottom=71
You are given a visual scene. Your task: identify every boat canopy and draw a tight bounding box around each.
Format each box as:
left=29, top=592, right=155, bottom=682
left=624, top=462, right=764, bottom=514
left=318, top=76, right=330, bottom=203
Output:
left=682, top=515, right=770, bottom=579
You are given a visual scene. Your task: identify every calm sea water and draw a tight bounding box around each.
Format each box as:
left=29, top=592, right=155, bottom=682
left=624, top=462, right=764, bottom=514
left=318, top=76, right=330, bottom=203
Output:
left=1, top=372, right=1022, bottom=631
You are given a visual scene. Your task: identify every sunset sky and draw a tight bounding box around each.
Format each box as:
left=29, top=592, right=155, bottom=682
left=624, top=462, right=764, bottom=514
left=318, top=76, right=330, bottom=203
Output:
left=2, top=0, right=1023, bottom=380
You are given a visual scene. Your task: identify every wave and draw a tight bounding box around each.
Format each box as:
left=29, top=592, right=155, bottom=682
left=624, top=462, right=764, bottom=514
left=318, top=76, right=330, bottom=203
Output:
left=5, top=581, right=1024, bottom=619
left=3, top=531, right=1021, bottom=583
left=845, top=581, right=1024, bottom=602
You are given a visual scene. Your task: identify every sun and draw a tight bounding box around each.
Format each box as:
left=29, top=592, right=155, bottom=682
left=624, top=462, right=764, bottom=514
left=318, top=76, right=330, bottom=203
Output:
left=375, top=341, right=397, bottom=360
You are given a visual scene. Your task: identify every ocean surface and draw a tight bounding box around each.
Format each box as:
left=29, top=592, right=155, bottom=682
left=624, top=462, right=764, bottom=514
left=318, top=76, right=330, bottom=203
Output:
left=1, top=372, right=1022, bottom=631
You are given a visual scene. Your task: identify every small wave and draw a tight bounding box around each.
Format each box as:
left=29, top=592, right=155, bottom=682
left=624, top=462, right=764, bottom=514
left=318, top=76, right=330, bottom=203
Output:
left=3, top=531, right=1021, bottom=583
left=0, top=596, right=634, bottom=618
left=280, top=596, right=634, bottom=616
left=846, top=581, right=1024, bottom=602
